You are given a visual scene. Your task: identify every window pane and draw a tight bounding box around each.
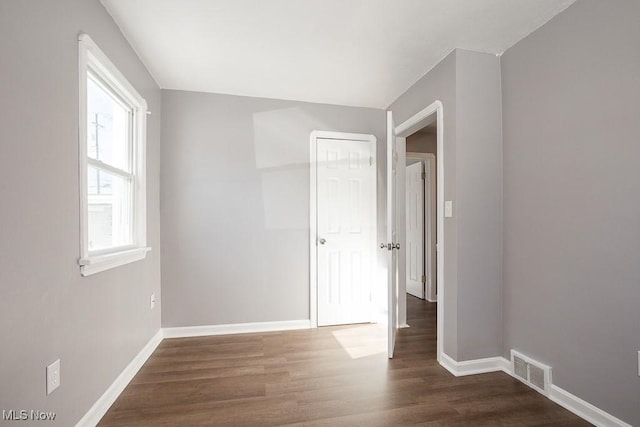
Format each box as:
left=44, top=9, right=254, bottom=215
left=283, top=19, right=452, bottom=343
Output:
left=87, top=167, right=113, bottom=195
left=87, top=166, right=133, bottom=251
left=87, top=73, right=131, bottom=171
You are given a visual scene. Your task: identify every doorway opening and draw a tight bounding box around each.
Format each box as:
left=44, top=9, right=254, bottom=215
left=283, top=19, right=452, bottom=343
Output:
left=405, top=149, right=436, bottom=303
left=392, top=101, right=444, bottom=364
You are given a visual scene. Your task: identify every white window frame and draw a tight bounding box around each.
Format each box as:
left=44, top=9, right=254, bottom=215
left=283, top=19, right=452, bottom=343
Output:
left=78, top=33, right=150, bottom=276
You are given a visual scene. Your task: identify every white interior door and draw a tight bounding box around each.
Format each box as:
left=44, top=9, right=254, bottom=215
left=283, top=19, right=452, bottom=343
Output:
left=386, top=111, right=399, bottom=358
left=317, top=138, right=375, bottom=326
left=406, top=161, right=424, bottom=299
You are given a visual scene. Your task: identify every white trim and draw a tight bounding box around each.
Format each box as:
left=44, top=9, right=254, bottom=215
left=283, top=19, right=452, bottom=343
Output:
left=79, top=34, right=90, bottom=270
left=396, top=135, right=407, bottom=328
left=310, top=131, right=376, bottom=142
left=394, top=100, right=444, bottom=365
left=440, top=354, right=632, bottom=427
left=548, top=385, right=632, bottom=427
left=395, top=104, right=438, bottom=137
left=75, top=330, right=163, bottom=427
left=309, top=133, right=318, bottom=328
left=78, top=33, right=149, bottom=276
left=87, top=158, right=134, bottom=180
left=440, top=353, right=509, bottom=377
left=79, top=247, right=151, bottom=276
left=163, top=319, right=311, bottom=339
left=78, top=34, right=147, bottom=109
left=309, top=131, right=377, bottom=329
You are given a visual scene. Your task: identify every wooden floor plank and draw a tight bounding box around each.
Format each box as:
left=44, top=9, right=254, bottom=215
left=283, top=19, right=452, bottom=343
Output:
left=99, top=296, right=590, bottom=426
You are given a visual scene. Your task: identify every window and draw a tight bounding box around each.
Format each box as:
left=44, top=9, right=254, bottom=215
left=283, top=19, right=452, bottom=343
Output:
left=78, top=34, right=149, bottom=276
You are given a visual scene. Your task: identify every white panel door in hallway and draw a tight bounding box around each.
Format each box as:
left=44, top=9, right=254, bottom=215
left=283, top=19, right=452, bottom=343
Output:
left=317, top=138, right=375, bottom=326
left=406, top=161, right=424, bottom=299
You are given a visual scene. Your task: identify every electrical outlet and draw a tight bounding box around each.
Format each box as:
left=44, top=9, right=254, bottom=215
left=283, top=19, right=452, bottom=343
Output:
left=46, top=359, right=60, bottom=395
left=150, top=293, right=156, bottom=310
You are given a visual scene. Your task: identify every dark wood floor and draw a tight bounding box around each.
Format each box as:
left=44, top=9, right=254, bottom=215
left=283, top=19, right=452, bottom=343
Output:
left=99, top=296, right=589, bottom=426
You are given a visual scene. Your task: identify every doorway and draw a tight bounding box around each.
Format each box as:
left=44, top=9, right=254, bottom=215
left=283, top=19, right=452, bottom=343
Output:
left=391, top=101, right=445, bottom=364
left=309, top=131, right=377, bottom=327
left=405, top=152, right=436, bottom=302
left=397, top=115, right=439, bottom=327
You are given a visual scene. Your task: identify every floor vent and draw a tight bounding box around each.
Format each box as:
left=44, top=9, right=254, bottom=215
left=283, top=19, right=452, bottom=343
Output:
left=510, top=350, right=552, bottom=396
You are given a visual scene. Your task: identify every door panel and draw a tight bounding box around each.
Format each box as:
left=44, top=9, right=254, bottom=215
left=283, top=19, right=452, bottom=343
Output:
left=317, top=139, right=374, bottom=326
left=406, top=161, right=424, bottom=299
left=386, top=111, right=398, bottom=358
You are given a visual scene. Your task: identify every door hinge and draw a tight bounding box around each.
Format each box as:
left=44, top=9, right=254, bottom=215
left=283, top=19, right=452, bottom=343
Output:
left=369, top=156, right=374, bottom=166
left=421, top=275, right=427, bottom=284
left=421, top=172, right=426, bottom=180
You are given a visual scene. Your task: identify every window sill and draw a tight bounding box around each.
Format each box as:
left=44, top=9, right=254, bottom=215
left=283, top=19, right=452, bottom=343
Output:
left=79, top=247, right=151, bottom=277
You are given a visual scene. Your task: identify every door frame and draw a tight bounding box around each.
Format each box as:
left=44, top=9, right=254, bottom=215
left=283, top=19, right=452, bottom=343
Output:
left=394, top=100, right=445, bottom=364
left=406, top=153, right=436, bottom=302
left=309, top=130, right=378, bottom=328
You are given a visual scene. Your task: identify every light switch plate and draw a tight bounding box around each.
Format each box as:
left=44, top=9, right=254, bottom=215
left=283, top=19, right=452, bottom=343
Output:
left=445, top=201, right=453, bottom=218
left=46, top=359, right=60, bottom=395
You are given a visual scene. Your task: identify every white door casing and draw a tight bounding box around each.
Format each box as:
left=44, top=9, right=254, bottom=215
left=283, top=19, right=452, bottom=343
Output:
left=405, top=161, right=424, bottom=299
left=386, top=111, right=399, bottom=358
left=424, top=156, right=436, bottom=302
left=311, top=132, right=377, bottom=327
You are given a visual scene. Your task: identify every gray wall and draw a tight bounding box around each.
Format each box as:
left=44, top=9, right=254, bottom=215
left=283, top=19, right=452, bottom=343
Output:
left=501, top=0, right=640, bottom=424
left=0, top=1, right=161, bottom=426
left=455, top=50, right=503, bottom=360
left=406, top=131, right=437, bottom=155
left=389, top=49, right=503, bottom=360
left=160, top=90, right=385, bottom=327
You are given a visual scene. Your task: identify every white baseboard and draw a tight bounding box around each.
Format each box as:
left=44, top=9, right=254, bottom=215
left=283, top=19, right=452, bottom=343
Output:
left=439, top=353, right=508, bottom=377
left=75, top=329, right=163, bottom=427
left=440, top=354, right=631, bottom=427
left=162, top=319, right=311, bottom=338
left=548, top=384, right=632, bottom=427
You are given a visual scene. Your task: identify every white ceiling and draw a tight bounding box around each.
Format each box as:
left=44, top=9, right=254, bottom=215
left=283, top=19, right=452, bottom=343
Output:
left=101, top=0, right=576, bottom=109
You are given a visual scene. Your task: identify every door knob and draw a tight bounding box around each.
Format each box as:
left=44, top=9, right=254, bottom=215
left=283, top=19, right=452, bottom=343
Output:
left=380, top=243, right=392, bottom=250
left=393, top=243, right=401, bottom=250
left=319, top=238, right=327, bottom=245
